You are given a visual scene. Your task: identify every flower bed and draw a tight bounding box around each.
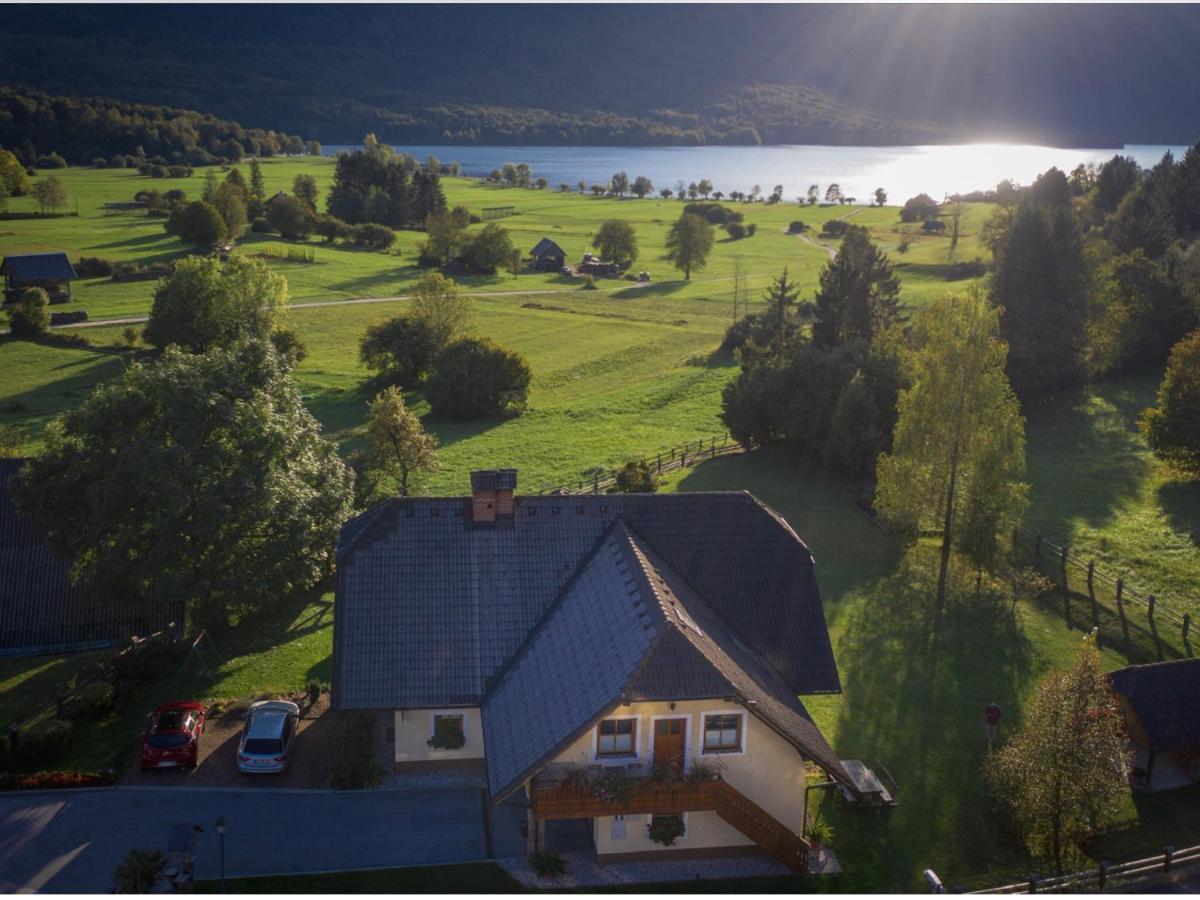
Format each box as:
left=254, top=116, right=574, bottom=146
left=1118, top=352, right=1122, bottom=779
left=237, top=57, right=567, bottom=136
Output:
left=0, top=770, right=116, bottom=791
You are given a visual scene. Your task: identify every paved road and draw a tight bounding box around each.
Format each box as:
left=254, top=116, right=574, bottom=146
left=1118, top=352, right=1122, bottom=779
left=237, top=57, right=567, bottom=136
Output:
left=0, top=785, right=488, bottom=892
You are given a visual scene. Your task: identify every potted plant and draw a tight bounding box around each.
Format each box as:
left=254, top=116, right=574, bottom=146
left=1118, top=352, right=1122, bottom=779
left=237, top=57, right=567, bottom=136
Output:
left=426, top=717, right=466, bottom=750
left=528, top=850, right=567, bottom=880
left=805, top=811, right=834, bottom=850
left=647, top=814, right=686, bottom=847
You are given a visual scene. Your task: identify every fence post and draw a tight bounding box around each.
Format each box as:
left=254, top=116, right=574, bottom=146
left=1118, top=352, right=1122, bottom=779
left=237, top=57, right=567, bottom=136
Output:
left=1060, top=546, right=1069, bottom=588
left=656, top=453, right=662, bottom=474
left=1148, top=594, right=1157, bottom=623
left=711, top=436, right=716, bottom=458
left=1116, top=577, right=1124, bottom=611
left=1098, top=861, right=1109, bottom=890
left=593, top=475, right=599, bottom=495
left=1087, top=560, right=1098, bottom=622
left=1184, top=613, right=1192, bottom=641
left=1165, top=845, right=1174, bottom=872
left=1028, top=873, right=1038, bottom=894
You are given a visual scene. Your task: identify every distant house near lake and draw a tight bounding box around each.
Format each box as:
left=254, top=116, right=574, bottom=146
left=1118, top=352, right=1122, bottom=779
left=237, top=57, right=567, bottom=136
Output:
left=0, top=460, right=181, bottom=657
left=529, top=237, right=567, bottom=272
left=332, top=468, right=855, bottom=871
left=1, top=252, right=77, bottom=304
left=1110, top=658, right=1200, bottom=792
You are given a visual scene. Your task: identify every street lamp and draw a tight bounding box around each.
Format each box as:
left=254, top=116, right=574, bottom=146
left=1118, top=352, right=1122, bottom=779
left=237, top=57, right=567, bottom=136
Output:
left=215, top=815, right=227, bottom=893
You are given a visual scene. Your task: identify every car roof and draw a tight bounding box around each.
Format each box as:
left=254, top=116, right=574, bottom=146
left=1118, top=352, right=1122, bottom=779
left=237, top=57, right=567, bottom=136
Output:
left=246, top=701, right=298, bottom=738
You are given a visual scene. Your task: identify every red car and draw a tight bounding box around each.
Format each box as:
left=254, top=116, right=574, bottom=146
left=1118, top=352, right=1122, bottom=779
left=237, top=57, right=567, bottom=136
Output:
left=141, top=701, right=206, bottom=770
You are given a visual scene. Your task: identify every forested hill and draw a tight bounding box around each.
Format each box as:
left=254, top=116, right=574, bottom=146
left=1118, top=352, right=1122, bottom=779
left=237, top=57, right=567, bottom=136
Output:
left=1, top=5, right=1199, bottom=147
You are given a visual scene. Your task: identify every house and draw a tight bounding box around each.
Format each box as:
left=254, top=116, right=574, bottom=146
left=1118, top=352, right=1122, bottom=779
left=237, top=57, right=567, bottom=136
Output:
left=0, top=459, right=180, bottom=656
left=1, top=252, right=77, bottom=304
left=1110, top=658, right=1200, bottom=791
left=921, top=219, right=947, bottom=234
left=529, top=237, right=567, bottom=272
left=333, top=469, right=854, bottom=870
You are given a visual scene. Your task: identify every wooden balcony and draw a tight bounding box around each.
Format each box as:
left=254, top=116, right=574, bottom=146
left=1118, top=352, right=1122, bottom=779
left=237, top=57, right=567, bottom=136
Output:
left=531, top=765, right=810, bottom=872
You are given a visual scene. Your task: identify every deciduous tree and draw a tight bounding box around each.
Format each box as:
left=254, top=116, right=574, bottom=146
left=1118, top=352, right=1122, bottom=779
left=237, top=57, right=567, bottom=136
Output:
left=593, top=220, right=638, bottom=268
left=1140, top=328, right=1200, bottom=474
left=365, top=386, right=439, bottom=496
left=14, top=340, right=354, bottom=625
left=875, top=291, right=1028, bottom=608
left=426, top=337, right=532, bottom=418
left=985, top=633, right=1130, bottom=874
left=32, top=175, right=67, bottom=214
left=292, top=173, right=319, bottom=211
left=664, top=212, right=713, bottom=280
left=409, top=272, right=472, bottom=348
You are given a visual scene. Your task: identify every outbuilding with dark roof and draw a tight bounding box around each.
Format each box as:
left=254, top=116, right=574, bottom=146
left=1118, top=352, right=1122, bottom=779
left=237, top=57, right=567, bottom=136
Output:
left=1, top=252, right=77, bottom=303
left=1110, top=658, right=1200, bottom=790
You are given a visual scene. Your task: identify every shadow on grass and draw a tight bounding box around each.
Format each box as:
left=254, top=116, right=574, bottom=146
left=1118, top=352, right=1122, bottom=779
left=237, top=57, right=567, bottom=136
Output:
left=825, top=554, right=1035, bottom=891
left=1023, top=375, right=1158, bottom=539
left=1085, top=784, right=1200, bottom=863
left=1158, top=479, right=1200, bottom=547
left=611, top=280, right=686, bottom=300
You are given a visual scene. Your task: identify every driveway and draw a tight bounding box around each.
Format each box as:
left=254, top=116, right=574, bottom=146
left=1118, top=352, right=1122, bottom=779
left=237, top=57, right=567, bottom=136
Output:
left=0, top=784, right=488, bottom=892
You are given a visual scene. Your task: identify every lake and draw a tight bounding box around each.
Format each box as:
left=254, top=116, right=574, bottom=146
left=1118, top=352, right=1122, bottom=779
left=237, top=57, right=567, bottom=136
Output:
left=324, top=143, right=1186, bottom=203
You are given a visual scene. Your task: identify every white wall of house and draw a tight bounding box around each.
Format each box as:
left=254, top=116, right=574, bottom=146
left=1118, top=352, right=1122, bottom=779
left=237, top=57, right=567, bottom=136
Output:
left=394, top=707, right=485, bottom=765
left=547, top=698, right=810, bottom=857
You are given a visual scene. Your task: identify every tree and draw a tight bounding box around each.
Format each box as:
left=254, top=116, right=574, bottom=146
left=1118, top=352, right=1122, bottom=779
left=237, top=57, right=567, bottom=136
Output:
left=165, top=200, right=227, bottom=248
left=698, top=179, right=713, bottom=200
left=223, top=166, right=249, bottom=200
left=409, top=272, right=472, bottom=348
left=248, top=158, right=265, bottom=201
left=874, top=187, right=887, bottom=207
left=32, top=176, right=67, bottom=214
left=612, top=460, right=657, bottom=493
left=593, top=220, right=638, bottom=268
left=0, top=148, right=31, bottom=197
left=8, top=287, right=50, bottom=338
left=144, top=256, right=287, bottom=353
left=875, top=291, right=1028, bottom=610
left=610, top=172, right=630, bottom=197
left=114, top=849, right=166, bottom=893
left=806, top=184, right=819, bottom=206
left=946, top=198, right=965, bottom=248
left=365, top=386, right=438, bottom=496
left=202, top=169, right=219, bottom=202
left=664, top=212, right=714, bottom=280
left=359, top=314, right=441, bottom=386
left=1087, top=250, right=1192, bottom=376
left=985, top=634, right=1130, bottom=874
left=210, top=181, right=248, bottom=238
left=762, top=268, right=801, bottom=355
left=267, top=194, right=316, bottom=239
left=1029, top=167, right=1072, bottom=207
left=991, top=202, right=1090, bottom=394
left=899, top=193, right=939, bottom=222
left=824, top=183, right=842, bottom=204
left=14, top=340, right=354, bottom=625
left=632, top=175, right=653, bottom=199
left=426, top=337, right=532, bottom=418
left=811, top=225, right=903, bottom=349
left=1140, top=328, right=1200, bottom=474
left=659, top=187, right=673, bottom=200
left=578, top=180, right=586, bottom=194
left=1095, top=155, right=1141, bottom=213
left=292, top=173, right=319, bottom=211
left=461, top=223, right=515, bottom=274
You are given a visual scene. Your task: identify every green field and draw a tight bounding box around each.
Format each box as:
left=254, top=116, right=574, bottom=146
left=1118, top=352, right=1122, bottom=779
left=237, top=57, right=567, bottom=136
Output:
left=0, top=158, right=992, bottom=323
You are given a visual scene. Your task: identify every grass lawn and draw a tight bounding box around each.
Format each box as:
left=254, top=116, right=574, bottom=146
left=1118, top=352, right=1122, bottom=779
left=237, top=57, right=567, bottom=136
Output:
left=0, top=159, right=993, bottom=324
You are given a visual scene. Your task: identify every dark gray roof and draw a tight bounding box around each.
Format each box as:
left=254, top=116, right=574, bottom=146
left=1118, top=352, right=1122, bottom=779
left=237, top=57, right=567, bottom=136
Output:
left=333, top=492, right=841, bottom=711
left=1, top=253, right=77, bottom=282
left=1110, top=658, right=1200, bottom=753
left=478, top=520, right=850, bottom=800
left=530, top=238, right=566, bottom=259
left=470, top=469, right=518, bottom=492
left=0, top=460, right=176, bottom=655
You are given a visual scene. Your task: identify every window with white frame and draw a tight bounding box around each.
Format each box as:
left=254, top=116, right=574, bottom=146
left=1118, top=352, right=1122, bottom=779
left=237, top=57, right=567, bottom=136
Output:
left=702, top=712, right=743, bottom=753
left=597, top=717, right=637, bottom=756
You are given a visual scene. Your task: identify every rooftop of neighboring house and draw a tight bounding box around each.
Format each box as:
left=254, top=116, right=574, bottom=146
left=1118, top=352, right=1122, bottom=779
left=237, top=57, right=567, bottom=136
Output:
left=1110, top=657, right=1200, bottom=753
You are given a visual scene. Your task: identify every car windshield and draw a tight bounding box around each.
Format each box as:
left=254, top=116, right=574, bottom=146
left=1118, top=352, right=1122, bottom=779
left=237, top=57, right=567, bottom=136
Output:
left=243, top=738, right=282, bottom=755
left=148, top=733, right=190, bottom=749
left=156, top=709, right=188, bottom=729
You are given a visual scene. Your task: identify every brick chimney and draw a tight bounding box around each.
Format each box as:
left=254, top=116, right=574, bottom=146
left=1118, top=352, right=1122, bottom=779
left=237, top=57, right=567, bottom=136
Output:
left=469, top=469, right=517, bottom=524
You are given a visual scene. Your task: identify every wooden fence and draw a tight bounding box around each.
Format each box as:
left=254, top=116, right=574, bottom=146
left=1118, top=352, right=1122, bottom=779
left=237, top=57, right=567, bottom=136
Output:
left=966, top=843, right=1200, bottom=893
left=1012, top=524, right=1193, bottom=645
left=536, top=432, right=745, bottom=495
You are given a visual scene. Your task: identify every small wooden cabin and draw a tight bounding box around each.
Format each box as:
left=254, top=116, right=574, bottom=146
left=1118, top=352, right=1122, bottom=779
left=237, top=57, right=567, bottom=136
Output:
left=922, top=219, right=947, bottom=234
left=529, top=237, right=567, bottom=272
left=1, top=252, right=78, bottom=304
left=1109, top=658, right=1200, bottom=791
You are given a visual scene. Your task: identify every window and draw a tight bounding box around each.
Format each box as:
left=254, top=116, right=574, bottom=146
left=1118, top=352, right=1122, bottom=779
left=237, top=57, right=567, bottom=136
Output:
left=597, top=718, right=637, bottom=756
left=430, top=714, right=466, bottom=750
left=702, top=713, right=743, bottom=753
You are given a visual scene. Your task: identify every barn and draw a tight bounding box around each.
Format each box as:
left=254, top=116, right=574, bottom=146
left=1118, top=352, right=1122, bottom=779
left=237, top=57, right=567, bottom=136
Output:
left=1, top=252, right=78, bottom=304
left=1109, top=658, right=1200, bottom=791
left=529, top=237, right=567, bottom=272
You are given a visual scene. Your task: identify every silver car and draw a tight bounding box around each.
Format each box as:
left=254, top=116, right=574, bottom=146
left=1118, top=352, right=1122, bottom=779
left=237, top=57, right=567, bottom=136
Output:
left=236, top=700, right=300, bottom=774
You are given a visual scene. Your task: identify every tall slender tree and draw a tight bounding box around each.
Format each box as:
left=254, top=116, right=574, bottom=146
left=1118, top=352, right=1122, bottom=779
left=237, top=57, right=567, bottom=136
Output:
left=875, top=291, right=1028, bottom=610
left=664, top=212, right=714, bottom=280
left=366, top=386, right=439, bottom=496
left=811, top=225, right=903, bottom=348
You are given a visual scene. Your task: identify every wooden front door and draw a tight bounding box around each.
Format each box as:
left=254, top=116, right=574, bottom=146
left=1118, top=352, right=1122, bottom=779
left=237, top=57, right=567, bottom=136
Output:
left=653, top=718, right=687, bottom=773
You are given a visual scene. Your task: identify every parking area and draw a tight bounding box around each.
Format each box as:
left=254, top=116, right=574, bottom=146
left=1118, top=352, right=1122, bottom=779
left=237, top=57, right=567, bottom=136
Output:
left=121, top=694, right=345, bottom=790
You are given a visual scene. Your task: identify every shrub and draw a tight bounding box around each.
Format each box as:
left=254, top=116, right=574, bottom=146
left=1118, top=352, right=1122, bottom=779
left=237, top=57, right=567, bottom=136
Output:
left=725, top=221, right=746, bottom=240
left=112, top=638, right=186, bottom=685
left=805, top=812, right=835, bottom=847
left=0, top=770, right=114, bottom=791
left=788, top=220, right=807, bottom=233
left=822, top=219, right=851, bottom=236
left=75, top=256, right=114, bottom=278
left=166, top=165, right=193, bottom=178
left=73, top=682, right=115, bottom=720
left=351, top=222, right=396, bottom=250
left=426, top=337, right=532, bottom=419
left=360, top=313, right=441, bottom=386
left=267, top=194, right=317, bottom=240
left=529, top=851, right=567, bottom=879
left=331, top=711, right=386, bottom=790
left=36, top=152, right=68, bottom=169
left=250, top=217, right=275, bottom=234
left=91, top=157, right=108, bottom=169
left=611, top=460, right=658, bottom=493
left=109, top=154, right=129, bottom=169
left=747, top=223, right=758, bottom=237
left=316, top=214, right=351, bottom=243
left=460, top=223, right=515, bottom=274
left=306, top=679, right=322, bottom=706
left=581, top=275, right=597, bottom=290
left=427, top=716, right=466, bottom=750
left=114, top=849, right=166, bottom=893
left=683, top=201, right=743, bottom=225
left=15, top=718, right=73, bottom=765
left=900, top=193, right=940, bottom=223
left=164, top=200, right=227, bottom=248
left=8, top=287, right=51, bottom=338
